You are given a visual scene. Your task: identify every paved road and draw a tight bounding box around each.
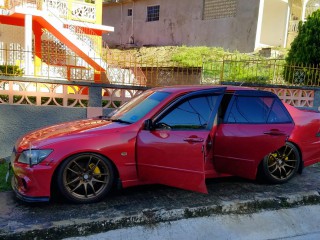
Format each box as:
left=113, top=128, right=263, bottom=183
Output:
left=1, top=164, right=320, bottom=239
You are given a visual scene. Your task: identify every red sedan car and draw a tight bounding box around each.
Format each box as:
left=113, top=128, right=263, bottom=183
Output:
left=10, top=86, right=320, bottom=203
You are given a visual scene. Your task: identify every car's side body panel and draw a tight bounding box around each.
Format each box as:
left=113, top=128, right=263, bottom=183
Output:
left=285, top=103, right=320, bottom=166
left=137, top=129, right=209, bottom=193
left=212, top=90, right=295, bottom=179
left=213, top=124, right=294, bottom=179
left=12, top=125, right=142, bottom=198
left=136, top=88, right=226, bottom=193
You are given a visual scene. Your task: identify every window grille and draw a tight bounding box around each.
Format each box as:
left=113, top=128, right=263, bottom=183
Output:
left=203, top=0, right=238, bottom=20
left=147, top=5, right=160, bottom=22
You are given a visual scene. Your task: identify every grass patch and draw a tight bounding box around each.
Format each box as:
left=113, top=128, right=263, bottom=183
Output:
left=171, top=46, right=231, bottom=66
left=109, top=46, right=235, bottom=66
left=109, top=45, right=286, bottom=66
left=0, top=162, right=12, bottom=192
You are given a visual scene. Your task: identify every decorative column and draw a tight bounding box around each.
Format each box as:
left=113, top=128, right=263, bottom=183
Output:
left=301, top=0, right=308, bottom=20
left=87, top=85, right=102, bottom=118
left=95, top=0, right=102, bottom=24
left=25, top=14, right=33, bottom=76
left=33, top=22, right=43, bottom=76
left=284, top=3, right=291, bottom=48
left=255, top=0, right=265, bottom=50
left=67, top=0, right=72, bottom=20
left=314, top=88, right=320, bottom=112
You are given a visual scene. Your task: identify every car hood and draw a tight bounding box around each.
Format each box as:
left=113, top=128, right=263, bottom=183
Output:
left=16, top=118, right=123, bottom=151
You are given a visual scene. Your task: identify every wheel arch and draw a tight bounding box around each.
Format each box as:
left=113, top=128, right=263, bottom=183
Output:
left=256, top=141, right=303, bottom=181
left=50, top=151, right=120, bottom=198
left=286, top=141, right=304, bottom=174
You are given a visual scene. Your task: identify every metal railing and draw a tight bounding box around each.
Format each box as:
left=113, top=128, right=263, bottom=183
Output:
left=0, top=47, right=95, bottom=80
left=211, top=57, right=320, bottom=87
left=1, top=48, right=320, bottom=87
left=288, top=20, right=300, bottom=33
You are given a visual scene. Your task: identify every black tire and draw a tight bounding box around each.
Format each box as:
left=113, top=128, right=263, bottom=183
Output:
left=57, top=153, right=114, bottom=203
left=260, top=142, right=300, bottom=184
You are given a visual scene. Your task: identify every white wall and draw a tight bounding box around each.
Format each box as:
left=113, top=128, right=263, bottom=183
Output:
left=103, top=0, right=261, bottom=52
left=260, top=0, right=289, bottom=47
left=0, top=25, right=26, bottom=64
left=0, top=24, right=25, bottom=46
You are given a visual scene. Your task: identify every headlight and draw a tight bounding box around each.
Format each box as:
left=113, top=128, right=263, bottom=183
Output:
left=18, top=149, right=53, bottom=165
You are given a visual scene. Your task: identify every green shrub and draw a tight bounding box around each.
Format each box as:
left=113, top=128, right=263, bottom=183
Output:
left=223, top=60, right=272, bottom=83
left=0, top=65, right=24, bottom=76
left=0, top=163, right=12, bottom=192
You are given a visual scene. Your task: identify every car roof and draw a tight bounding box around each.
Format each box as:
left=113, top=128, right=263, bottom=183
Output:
left=153, top=85, right=252, bottom=94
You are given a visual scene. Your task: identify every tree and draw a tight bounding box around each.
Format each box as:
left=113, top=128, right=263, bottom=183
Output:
left=287, top=10, right=320, bottom=64
left=284, top=10, right=320, bottom=85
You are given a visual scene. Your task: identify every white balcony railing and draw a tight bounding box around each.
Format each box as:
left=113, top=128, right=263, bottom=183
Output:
left=288, top=20, right=300, bottom=33
left=7, top=0, right=96, bottom=23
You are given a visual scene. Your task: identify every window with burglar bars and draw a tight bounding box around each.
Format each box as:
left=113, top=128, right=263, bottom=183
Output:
left=147, top=5, right=160, bottom=22
left=203, top=0, right=238, bottom=20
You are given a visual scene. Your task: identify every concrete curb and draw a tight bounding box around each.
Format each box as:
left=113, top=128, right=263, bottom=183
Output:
left=1, top=191, right=320, bottom=240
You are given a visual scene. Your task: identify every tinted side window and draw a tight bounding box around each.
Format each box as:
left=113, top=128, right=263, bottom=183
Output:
left=226, top=96, right=292, bottom=124
left=267, top=99, right=292, bottom=123
left=157, top=95, right=218, bottom=130
left=226, top=96, right=269, bottom=123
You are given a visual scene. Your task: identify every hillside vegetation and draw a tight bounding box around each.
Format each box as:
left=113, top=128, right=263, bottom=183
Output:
left=107, top=46, right=289, bottom=84
left=109, top=46, right=287, bottom=66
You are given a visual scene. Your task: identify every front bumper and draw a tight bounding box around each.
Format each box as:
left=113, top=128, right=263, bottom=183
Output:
left=11, top=176, right=49, bottom=202
left=10, top=158, right=53, bottom=203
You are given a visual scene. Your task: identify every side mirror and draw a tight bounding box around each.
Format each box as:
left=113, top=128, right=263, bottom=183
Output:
left=144, top=119, right=154, bottom=130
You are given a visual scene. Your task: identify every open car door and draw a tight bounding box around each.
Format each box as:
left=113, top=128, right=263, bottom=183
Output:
left=213, top=90, right=295, bottom=179
left=137, top=88, right=226, bottom=193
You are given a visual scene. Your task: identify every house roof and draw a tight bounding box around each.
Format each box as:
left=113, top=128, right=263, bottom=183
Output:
left=103, top=0, right=135, bottom=5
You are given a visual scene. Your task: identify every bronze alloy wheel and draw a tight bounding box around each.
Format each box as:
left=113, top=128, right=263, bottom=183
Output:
left=261, top=142, right=300, bottom=184
left=57, top=153, right=114, bottom=203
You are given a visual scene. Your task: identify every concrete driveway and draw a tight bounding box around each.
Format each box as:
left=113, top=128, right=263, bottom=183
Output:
left=1, top=164, right=320, bottom=239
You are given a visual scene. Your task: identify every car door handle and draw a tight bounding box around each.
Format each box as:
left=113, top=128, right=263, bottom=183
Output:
left=183, top=137, right=204, bottom=143
left=263, top=129, right=286, bottom=136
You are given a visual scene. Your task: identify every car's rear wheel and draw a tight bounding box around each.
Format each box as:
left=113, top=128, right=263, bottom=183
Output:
left=57, top=153, right=114, bottom=203
left=260, top=142, right=300, bottom=184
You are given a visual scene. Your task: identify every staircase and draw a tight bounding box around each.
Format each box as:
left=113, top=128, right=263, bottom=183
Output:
left=4, top=0, right=147, bottom=85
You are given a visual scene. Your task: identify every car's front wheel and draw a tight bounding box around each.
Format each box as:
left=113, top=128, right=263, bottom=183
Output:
left=260, top=142, right=300, bottom=184
left=57, top=153, right=114, bottom=203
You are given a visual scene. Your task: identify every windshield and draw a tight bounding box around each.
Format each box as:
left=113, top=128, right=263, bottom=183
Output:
left=108, top=90, right=171, bottom=123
